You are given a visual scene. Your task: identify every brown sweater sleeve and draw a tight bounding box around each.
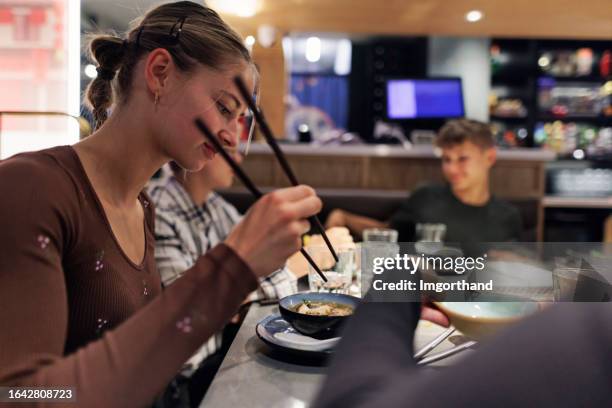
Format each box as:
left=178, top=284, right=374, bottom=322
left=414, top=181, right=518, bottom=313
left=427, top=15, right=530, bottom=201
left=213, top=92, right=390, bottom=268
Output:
left=0, top=157, right=258, bottom=407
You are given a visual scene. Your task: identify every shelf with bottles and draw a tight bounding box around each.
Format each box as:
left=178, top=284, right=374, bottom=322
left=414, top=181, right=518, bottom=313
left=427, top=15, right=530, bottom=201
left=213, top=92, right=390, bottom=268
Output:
left=537, top=77, right=612, bottom=119
left=490, top=40, right=537, bottom=84
left=539, top=75, right=611, bottom=84
left=489, top=38, right=612, bottom=154
left=489, top=39, right=537, bottom=149
left=547, top=167, right=612, bottom=198
left=491, top=121, right=531, bottom=148
left=490, top=98, right=529, bottom=120
left=537, top=115, right=612, bottom=126
left=534, top=120, right=612, bottom=159
left=537, top=46, right=611, bottom=81
left=490, top=84, right=531, bottom=118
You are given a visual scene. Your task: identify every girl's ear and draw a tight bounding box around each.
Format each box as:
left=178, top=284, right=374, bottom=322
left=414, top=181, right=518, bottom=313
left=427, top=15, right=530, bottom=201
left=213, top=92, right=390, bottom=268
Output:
left=143, top=48, right=174, bottom=97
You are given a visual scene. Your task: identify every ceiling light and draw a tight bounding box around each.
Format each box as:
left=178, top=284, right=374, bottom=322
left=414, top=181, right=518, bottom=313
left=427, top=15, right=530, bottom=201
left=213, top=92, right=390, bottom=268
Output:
left=244, top=35, right=255, bottom=52
left=84, top=64, right=97, bottom=79
left=305, top=37, right=321, bottom=63
left=538, top=56, right=551, bottom=68
left=334, top=39, right=352, bottom=75
left=465, top=10, right=483, bottom=23
left=573, top=149, right=585, bottom=160
left=209, top=0, right=258, bottom=18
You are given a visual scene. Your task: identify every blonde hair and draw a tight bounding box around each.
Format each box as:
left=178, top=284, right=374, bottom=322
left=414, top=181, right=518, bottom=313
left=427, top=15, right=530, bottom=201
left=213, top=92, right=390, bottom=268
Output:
left=85, top=1, right=253, bottom=129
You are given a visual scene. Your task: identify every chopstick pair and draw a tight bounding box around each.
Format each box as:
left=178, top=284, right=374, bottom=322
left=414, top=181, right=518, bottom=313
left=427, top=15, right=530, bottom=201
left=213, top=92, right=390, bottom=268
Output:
left=194, top=118, right=329, bottom=283
left=413, top=327, right=477, bottom=365
left=414, top=328, right=456, bottom=359
left=232, top=75, right=338, bottom=265
left=417, top=339, right=477, bottom=366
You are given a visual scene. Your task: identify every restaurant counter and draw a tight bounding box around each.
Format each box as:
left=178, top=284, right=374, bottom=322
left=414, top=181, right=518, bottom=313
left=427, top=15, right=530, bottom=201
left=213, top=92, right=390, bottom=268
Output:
left=200, top=303, right=475, bottom=408
left=542, top=196, right=612, bottom=209
left=240, top=143, right=552, bottom=200
left=244, top=143, right=555, bottom=161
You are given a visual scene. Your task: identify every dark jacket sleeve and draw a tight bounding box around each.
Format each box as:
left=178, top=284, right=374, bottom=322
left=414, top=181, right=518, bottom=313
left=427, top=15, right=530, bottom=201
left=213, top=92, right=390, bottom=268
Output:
left=314, top=302, right=612, bottom=408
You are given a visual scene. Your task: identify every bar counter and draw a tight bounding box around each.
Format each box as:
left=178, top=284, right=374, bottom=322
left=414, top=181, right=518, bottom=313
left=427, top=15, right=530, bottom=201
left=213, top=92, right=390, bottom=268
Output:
left=245, top=143, right=555, bottom=161
left=200, top=303, right=475, bottom=408
left=240, top=144, right=554, bottom=199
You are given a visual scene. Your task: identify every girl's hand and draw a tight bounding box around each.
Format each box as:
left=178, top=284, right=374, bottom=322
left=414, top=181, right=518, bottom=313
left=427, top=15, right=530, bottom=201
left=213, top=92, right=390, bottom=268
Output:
left=225, top=185, right=322, bottom=278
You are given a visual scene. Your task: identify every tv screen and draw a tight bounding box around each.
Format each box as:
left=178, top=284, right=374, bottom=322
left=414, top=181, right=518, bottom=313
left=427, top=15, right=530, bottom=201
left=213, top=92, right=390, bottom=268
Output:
left=386, top=78, right=464, bottom=119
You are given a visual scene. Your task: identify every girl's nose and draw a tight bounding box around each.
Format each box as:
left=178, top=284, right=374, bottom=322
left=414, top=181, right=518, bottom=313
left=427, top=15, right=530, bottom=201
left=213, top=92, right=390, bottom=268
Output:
left=218, top=129, right=238, bottom=149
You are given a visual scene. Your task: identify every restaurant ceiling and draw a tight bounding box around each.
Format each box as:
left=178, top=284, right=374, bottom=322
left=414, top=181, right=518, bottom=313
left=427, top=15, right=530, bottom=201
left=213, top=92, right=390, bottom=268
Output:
left=83, top=0, right=612, bottom=39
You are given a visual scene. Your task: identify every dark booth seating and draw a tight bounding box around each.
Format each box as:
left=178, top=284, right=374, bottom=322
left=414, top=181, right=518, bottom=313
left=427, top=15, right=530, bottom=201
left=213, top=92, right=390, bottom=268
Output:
left=218, top=188, right=538, bottom=242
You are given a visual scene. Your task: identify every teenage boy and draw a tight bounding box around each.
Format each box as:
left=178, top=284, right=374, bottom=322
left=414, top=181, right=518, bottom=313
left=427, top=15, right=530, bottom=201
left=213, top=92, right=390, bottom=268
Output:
left=325, top=119, right=522, bottom=243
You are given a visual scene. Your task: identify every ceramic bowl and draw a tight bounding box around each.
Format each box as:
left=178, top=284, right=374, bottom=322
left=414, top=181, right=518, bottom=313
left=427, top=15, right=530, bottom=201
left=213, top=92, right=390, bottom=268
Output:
left=279, top=292, right=360, bottom=337
left=434, top=301, right=539, bottom=340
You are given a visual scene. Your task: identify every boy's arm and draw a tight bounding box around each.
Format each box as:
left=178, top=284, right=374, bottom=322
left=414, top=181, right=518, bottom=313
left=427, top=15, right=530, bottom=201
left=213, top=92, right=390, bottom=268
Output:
left=325, top=209, right=388, bottom=238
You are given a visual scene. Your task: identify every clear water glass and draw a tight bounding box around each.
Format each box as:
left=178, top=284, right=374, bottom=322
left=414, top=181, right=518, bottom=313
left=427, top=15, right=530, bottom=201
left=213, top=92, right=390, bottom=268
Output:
left=307, top=245, right=355, bottom=294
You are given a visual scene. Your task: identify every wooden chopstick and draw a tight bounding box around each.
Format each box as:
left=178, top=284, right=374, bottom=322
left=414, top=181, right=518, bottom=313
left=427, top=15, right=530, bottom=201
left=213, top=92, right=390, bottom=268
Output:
left=233, top=76, right=339, bottom=264
left=194, top=117, right=328, bottom=283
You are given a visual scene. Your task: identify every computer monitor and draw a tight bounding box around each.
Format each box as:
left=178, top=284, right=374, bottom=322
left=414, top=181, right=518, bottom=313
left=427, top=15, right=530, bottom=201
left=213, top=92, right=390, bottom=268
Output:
left=386, top=78, right=465, bottom=120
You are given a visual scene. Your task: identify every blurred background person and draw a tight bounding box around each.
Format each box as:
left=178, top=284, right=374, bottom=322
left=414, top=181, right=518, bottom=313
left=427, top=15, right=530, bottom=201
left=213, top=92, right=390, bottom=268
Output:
left=148, top=148, right=300, bottom=406
left=326, top=119, right=522, bottom=243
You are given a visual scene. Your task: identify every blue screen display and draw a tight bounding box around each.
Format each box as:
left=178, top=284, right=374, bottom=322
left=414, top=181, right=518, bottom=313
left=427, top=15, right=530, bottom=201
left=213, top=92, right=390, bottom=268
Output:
left=386, top=79, right=464, bottom=119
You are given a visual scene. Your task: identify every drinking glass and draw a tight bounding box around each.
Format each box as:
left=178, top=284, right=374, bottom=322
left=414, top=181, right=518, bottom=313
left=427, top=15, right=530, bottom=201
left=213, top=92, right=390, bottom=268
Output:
left=415, top=223, right=446, bottom=242
left=307, top=245, right=355, bottom=294
left=363, top=228, right=398, bottom=243
left=552, top=257, right=580, bottom=301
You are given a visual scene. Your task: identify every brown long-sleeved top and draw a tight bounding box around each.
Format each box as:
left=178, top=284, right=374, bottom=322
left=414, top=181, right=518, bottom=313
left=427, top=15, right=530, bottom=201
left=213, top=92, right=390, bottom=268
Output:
left=0, top=146, right=258, bottom=407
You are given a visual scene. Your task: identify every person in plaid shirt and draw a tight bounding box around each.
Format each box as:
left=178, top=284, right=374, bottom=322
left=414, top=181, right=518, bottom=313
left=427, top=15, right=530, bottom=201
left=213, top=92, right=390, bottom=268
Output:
left=148, top=153, right=299, bottom=407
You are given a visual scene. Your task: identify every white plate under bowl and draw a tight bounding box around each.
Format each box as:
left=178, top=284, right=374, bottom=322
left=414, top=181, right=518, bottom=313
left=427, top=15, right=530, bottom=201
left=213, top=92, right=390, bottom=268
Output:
left=256, top=314, right=339, bottom=354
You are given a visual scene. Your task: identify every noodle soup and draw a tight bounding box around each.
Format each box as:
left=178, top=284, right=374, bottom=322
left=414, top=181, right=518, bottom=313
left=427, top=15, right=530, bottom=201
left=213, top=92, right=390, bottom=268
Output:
left=279, top=292, right=361, bottom=336
left=292, top=300, right=354, bottom=317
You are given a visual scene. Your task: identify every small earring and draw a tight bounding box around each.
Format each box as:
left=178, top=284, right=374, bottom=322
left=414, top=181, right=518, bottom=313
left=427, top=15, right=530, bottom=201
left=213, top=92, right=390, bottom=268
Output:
left=154, top=92, right=160, bottom=107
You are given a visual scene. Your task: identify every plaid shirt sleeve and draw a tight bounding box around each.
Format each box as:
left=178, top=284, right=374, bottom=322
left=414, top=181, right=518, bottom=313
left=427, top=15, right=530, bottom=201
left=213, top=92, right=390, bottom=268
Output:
left=153, top=208, right=197, bottom=287
left=248, top=265, right=298, bottom=301
left=211, top=195, right=299, bottom=301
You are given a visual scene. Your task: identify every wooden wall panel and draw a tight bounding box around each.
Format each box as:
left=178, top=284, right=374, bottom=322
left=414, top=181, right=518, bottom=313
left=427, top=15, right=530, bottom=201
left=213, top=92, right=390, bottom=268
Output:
left=490, top=163, right=544, bottom=198
left=251, top=37, right=286, bottom=139
left=240, top=153, right=547, bottom=199
left=240, top=154, right=277, bottom=187
left=367, top=158, right=443, bottom=190
left=283, top=156, right=365, bottom=189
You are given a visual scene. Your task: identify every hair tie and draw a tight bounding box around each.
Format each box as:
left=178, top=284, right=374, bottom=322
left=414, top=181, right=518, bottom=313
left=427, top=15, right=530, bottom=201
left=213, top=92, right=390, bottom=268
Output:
left=96, top=66, right=116, bottom=81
